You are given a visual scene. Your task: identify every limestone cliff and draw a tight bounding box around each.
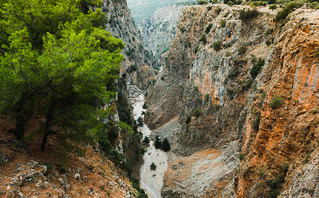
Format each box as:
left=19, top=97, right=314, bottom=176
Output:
left=139, top=5, right=185, bottom=59
left=146, top=4, right=319, bottom=197
left=102, top=0, right=159, bottom=89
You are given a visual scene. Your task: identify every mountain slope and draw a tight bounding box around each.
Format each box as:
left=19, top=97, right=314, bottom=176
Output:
left=146, top=4, right=319, bottom=197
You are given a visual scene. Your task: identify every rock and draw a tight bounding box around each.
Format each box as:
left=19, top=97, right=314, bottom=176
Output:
left=74, top=173, right=80, bottom=180
left=58, top=178, right=64, bottom=185
left=26, top=160, right=38, bottom=169
left=0, top=190, right=6, bottom=194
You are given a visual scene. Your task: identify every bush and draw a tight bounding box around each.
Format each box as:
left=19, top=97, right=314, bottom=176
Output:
left=250, top=58, right=265, bottom=78
left=155, top=135, right=162, bottom=149
left=162, top=138, right=171, bottom=152
left=269, top=4, right=277, bottom=10
left=238, top=45, right=247, bottom=55
left=239, top=153, right=245, bottom=160
left=137, top=117, right=144, bottom=127
left=143, top=136, right=150, bottom=144
left=269, top=95, right=284, bottom=109
left=303, top=153, right=311, bottom=164
left=142, top=103, right=147, bottom=109
left=239, top=9, right=259, bottom=22
left=186, top=116, right=191, bottom=124
left=193, top=107, right=202, bottom=117
left=195, top=46, right=200, bottom=54
left=275, top=2, right=303, bottom=22
left=205, top=23, right=213, bottom=34
left=266, top=40, right=271, bottom=46
left=241, top=79, right=253, bottom=91
left=213, top=40, right=222, bottom=51
left=150, top=162, right=157, bottom=170
left=198, top=0, right=209, bottom=4
left=140, top=147, right=146, bottom=155
left=252, top=114, right=261, bottom=131
left=220, top=19, right=226, bottom=27
left=215, top=7, right=222, bottom=15
left=200, top=35, right=207, bottom=44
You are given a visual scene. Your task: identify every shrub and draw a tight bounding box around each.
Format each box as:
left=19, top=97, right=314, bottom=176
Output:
left=239, top=9, right=259, bottom=22
left=193, top=107, right=202, bottom=117
left=195, top=46, right=200, bottom=54
left=220, top=19, right=226, bottom=27
left=266, top=40, right=271, bottom=46
left=241, top=79, right=253, bottom=91
left=162, top=138, right=171, bottom=152
left=252, top=114, right=261, bottom=131
left=275, top=2, right=303, bottom=22
left=186, top=116, right=191, bottom=124
left=205, top=23, right=213, bottom=34
left=215, top=7, right=222, bottom=15
left=239, top=153, right=245, bottom=160
left=269, top=4, right=277, bottom=10
left=155, top=135, right=162, bottom=149
left=200, top=35, right=207, bottom=44
left=142, top=103, right=147, bottom=109
left=238, top=45, right=247, bottom=55
left=198, top=0, right=209, bottom=5
left=140, top=147, right=146, bottom=155
left=303, top=153, right=311, bottom=164
left=269, top=95, right=284, bottom=109
left=143, top=136, right=150, bottom=144
left=150, top=162, right=157, bottom=170
left=213, top=40, right=222, bottom=51
left=137, top=117, right=144, bottom=127
left=250, top=58, right=265, bottom=78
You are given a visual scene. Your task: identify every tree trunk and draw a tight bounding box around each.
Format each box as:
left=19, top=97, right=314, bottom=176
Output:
left=14, top=95, right=26, bottom=140
left=41, top=99, right=55, bottom=151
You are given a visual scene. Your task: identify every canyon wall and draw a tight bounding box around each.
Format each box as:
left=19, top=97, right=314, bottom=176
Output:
left=139, top=5, right=185, bottom=59
left=146, top=4, right=319, bottom=197
left=102, top=0, right=159, bottom=89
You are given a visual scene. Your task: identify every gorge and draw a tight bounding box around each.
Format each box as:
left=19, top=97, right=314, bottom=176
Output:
left=0, top=0, right=318, bottom=197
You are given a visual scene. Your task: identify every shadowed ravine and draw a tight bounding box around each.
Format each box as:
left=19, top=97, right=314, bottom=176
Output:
left=128, top=84, right=168, bottom=198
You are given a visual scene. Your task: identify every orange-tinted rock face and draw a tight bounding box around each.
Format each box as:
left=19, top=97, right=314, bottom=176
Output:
left=147, top=4, right=319, bottom=198
left=237, top=10, right=319, bottom=198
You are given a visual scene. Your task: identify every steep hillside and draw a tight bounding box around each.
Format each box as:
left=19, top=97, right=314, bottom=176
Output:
left=139, top=5, right=185, bottom=59
left=146, top=4, right=319, bottom=197
left=102, top=0, right=159, bottom=89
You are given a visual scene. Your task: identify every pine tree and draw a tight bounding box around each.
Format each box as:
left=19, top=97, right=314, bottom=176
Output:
left=155, top=135, right=162, bottom=149
left=162, top=138, right=171, bottom=152
left=0, top=0, right=125, bottom=160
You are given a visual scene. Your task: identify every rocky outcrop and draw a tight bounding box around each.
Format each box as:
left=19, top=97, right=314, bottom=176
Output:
left=146, top=4, right=319, bottom=197
left=0, top=149, right=135, bottom=197
left=102, top=0, right=159, bottom=89
left=139, top=5, right=185, bottom=59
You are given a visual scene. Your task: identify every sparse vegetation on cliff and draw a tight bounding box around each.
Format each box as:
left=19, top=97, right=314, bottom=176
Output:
left=213, top=40, right=222, bottom=51
left=270, top=95, right=284, bottom=109
left=239, top=8, right=259, bottom=22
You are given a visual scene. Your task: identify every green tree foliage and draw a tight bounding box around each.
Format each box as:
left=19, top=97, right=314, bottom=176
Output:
left=0, top=0, right=125, bottom=158
left=250, top=58, right=265, bottom=78
left=150, top=162, right=157, bottom=170
left=162, top=138, right=171, bottom=152
left=155, top=135, right=162, bottom=149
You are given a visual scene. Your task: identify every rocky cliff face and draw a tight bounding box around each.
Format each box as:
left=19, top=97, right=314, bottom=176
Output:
left=146, top=4, right=319, bottom=197
left=139, top=5, right=185, bottom=59
left=102, top=0, right=159, bottom=89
